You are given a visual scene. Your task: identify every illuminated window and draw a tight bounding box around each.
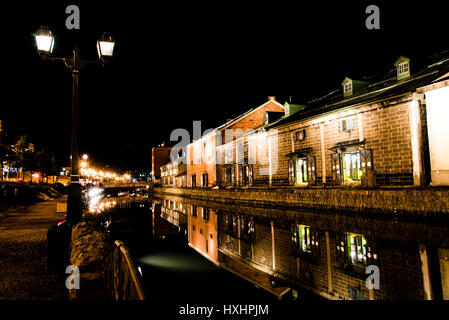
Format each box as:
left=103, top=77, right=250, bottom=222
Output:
left=343, top=151, right=362, bottom=182
left=344, top=81, right=353, bottom=95
left=347, top=233, right=367, bottom=266
left=397, top=62, right=409, bottom=77
left=292, top=225, right=320, bottom=257
left=295, top=158, right=308, bottom=185
left=201, top=207, right=209, bottom=221
left=191, top=205, right=197, bottom=217
left=299, top=225, right=312, bottom=253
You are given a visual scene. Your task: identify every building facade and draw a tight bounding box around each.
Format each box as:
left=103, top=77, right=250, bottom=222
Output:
left=163, top=51, right=449, bottom=189
left=151, top=146, right=172, bottom=183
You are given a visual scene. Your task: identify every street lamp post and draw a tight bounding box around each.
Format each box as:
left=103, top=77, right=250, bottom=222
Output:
left=34, top=27, right=115, bottom=225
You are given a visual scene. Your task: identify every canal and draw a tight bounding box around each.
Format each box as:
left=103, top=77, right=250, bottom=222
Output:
left=93, top=188, right=449, bottom=303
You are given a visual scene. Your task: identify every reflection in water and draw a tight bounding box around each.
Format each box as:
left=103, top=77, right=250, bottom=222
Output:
left=155, top=195, right=449, bottom=301
left=96, top=190, right=449, bottom=301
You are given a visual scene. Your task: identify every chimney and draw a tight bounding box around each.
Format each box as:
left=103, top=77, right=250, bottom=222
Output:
left=268, top=96, right=276, bottom=101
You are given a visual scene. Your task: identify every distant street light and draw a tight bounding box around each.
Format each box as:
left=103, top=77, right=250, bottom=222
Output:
left=34, top=27, right=115, bottom=225
left=82, top=154, right=88, bottom=160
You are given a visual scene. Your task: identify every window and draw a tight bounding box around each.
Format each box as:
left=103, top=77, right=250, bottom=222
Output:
left=299, top=225, right=312, bottom=253
left=343, top=151, right=362, bottom=182
left=336, top=232, right=378, bottom=274
left=344, top=81, right=353, bottom=95
left=346, top=118, right=354, bottom=130
left=397, top=62, right=409, bottom=77
left=191, top=174, right=196, bottom=187
left=395, top=56, right=411, bottom=80
left=347, top=233, right=367, bottom=266
left=293, top=129, right=306, bottom=141
left=191, top=205, right=197, bottom=217
left=289, top=156, right=316, bottom=186
left=224, top=213, right=238, bottom=236
left=292, top=224, right=320, bottom=257
left=225, top=167, right=233, bottom=186
left=295, top=158, right=308, bottom=185
left=201, top=173, right=208, bottom=187
left=201, top=207, right=209, bottom=221
left=240, top=216, right=255, bottom=243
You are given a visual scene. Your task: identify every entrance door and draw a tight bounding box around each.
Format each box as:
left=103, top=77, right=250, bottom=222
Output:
left=343, top=152, right=361, bottom=182
left=295, top=158, right=308, bottom=185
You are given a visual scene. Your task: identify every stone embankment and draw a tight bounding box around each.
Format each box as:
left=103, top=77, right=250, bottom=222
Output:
left=68, top=221, right=113, bottom=300
left=154, top=186, right=449, bottom=215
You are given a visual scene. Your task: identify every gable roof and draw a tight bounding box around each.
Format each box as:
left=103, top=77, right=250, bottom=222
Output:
left=268, top=50, right=449, bottom=129
left=394, top=56, right=410, bottom=66
left=215, top=98, right=284, bottom=131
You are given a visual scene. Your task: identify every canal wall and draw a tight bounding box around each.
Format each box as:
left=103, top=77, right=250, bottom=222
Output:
left=153, top=186, right=449, bottom=215
left=68, top=221, right=146, bottom=300
left=69, top=221, right=113, bottom=300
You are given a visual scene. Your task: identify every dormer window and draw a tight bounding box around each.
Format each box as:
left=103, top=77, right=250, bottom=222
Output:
left=344, top=82, right=353, bottom=94
left=285, top=104, right=290, bottom=116
left=398, top=62, right=409, bottom=76
left=394, top=56, right=410, bottom=80
left=342, top=77, right=353, bottom=97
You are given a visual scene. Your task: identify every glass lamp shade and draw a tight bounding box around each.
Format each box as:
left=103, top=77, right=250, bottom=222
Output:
left=34, top=27, right=54, bottom=54
left=97, top=33, right=115, bottom=59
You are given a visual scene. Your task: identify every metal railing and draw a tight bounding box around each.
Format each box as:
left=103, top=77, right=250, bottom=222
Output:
left=104, top=240, right=146, bottom=300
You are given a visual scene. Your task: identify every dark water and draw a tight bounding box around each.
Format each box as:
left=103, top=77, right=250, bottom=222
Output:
left=94, top=194, right=314, bottom=307
left=93, top=189, right=449, bottom=305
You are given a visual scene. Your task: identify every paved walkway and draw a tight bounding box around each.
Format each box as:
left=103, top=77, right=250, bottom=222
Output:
left=0, top=197, right=67, bottom=300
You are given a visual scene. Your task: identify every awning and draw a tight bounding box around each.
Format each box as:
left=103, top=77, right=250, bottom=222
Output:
left=285, top=147, right=313, bottom=158
left=329, top=139, right=366, bottom=151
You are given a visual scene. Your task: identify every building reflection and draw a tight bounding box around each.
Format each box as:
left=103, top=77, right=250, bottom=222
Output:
left=152, top=199, right=184, bottom=238
left=157, top=195, right=449, bottom=300
left=187, top=204, right=218, bottom=265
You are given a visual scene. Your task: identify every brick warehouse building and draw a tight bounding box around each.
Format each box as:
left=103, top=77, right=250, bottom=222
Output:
left=187, top=97, right=285, bottom=187
left=154, top=51, right=449, bottom=300
left=217, top=51, right=449, bottom=188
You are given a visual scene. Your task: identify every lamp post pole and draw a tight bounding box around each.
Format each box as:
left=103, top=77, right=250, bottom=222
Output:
left=34, top=27, right=115, bottom=225
left=67, top=46, right=82, bottom=225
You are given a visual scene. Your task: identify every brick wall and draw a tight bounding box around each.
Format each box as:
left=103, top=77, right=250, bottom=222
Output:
left=271, top=95, right=417, bottom=187
left=187, top=134, right=217, bottom=187
left=188, top=207, right=219, bottom=263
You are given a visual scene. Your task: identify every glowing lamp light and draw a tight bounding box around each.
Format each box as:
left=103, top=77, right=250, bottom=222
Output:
left=97, top=33, right=115, bottom=60
left=34, top=27, right=55, bottom=55
left=83, top=154, right=88, bottom=160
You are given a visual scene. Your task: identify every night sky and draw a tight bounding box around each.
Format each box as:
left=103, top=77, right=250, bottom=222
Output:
left=1, top=1, right=448, bottom=171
